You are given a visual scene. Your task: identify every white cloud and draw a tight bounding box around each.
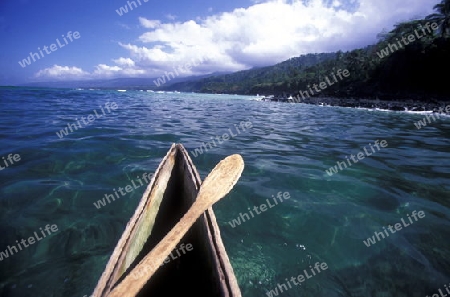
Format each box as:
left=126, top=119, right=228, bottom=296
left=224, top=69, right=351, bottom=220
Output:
left=118, top=22, right=131, bottom=30
left=34, top=58, right=147, bottom=81
left=35, top=65, right=89, bottom=80
left=93, top=64, right=122, bottom=77
left=113, top=57, right=135, bottom=67
left=139, top=17, right=161, bottom=29
left=166, top=14, right=177, bottom=20
left=34, top=0, right=439, bottom=81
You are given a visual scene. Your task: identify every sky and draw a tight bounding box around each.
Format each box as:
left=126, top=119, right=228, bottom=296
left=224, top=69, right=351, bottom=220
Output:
left=0, top=0, right=440, bottom=85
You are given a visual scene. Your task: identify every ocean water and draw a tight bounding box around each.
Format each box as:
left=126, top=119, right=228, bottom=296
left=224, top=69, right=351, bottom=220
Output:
left=0, top=87, right=449, bottom=297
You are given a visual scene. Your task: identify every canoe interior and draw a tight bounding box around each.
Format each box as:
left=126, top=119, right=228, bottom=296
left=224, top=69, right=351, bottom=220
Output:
left=93, top=143, right=241, bottom=297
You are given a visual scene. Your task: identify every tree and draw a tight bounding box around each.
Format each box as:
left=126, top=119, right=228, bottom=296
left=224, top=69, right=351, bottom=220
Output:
left=426, top=0, right=450, bottom=37
left=378, top=19, right=432, bottom=44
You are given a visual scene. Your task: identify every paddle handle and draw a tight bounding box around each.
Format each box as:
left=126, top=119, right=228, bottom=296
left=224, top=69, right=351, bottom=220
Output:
left=108, top=202, right=204, bottom=297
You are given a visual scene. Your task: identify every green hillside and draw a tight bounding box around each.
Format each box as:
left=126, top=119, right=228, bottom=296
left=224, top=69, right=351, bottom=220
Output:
left=163, top=0, right=450, bottom=101
left=162, top=52, right=337, bottom=94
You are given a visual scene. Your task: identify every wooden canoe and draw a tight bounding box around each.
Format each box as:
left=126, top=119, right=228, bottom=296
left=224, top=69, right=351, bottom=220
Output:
left=92, top=143, right=242, bottom=297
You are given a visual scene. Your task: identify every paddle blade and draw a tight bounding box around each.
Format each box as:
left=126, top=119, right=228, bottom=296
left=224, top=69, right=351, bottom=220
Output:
left=197, top=154, right=244, bottom=208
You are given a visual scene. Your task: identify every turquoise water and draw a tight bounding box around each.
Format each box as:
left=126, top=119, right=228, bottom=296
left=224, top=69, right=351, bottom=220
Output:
left=0, top=87, right=449, bottom=297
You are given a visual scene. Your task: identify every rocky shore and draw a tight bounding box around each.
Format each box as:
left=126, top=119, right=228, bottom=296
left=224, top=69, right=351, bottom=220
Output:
left=263, top=96, right=450, bottom=113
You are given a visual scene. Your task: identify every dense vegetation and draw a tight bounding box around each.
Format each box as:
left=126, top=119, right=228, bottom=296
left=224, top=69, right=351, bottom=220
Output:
left=163, top=0, right=450, bottom=101
left=160, top=53, right=337, bottom=94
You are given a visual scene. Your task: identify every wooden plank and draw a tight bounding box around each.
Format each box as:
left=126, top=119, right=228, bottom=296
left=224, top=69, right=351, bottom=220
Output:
left=178, top=144, right=242, bottom=297
left=92, top=144, right=177, bottom=297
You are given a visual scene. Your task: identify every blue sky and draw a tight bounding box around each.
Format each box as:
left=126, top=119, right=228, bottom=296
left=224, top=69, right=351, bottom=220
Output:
left=0, top=0, right=439, bottom=85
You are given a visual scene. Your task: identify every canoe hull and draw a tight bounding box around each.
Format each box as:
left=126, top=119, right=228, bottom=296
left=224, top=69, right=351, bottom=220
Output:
left=93, top=144, right=241, bottom=296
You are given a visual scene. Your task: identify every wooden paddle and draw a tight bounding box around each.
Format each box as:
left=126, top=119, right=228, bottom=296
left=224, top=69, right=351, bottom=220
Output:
left=108, top=154, right=245, bottom=297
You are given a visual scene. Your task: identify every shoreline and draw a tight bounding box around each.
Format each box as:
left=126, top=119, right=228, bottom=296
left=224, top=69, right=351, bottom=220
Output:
left=262, top=96, right=450, bottom=114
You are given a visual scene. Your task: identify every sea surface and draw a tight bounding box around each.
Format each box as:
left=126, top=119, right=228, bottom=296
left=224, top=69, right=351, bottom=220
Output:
left=0, top=87, right=449, bottom=297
